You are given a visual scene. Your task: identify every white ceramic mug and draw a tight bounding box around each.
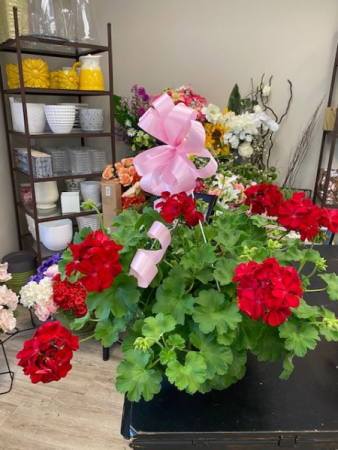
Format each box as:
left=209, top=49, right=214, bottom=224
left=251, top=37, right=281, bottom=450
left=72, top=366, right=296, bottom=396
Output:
left=80, top=181, right=101, bottom=205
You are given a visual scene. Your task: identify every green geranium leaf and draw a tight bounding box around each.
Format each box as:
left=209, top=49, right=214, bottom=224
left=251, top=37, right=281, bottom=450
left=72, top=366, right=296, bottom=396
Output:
left=214, top=230, right=244, bottom=254
left=111, top=209, right=141, bottom=228
left=159, top=347, right=177, bottom=365
left=216, top=328, right=237, bottom=346
left=70, top=312, right=91, bottom=331
left=196, top=268, right=214, bottom=284
left=193, top=290, right=242, bottom=334
left=116, top=351, right=162, bottom=402
left=319, top=273, right=338, bottom=300
left=250, top=215, right=270, bottom=228
left=142, top=313, right=176, bottom=341
left=166, top=352, right=207, bottom=394
left=181, top=243, right=217, bottom=271
left=87, top=274, right=140, bottom=319
left=279, top=352, right=295, bottom=380
left=168, top=265, right=191, bottom=282
left=214, top=259, right=238, bottom=286
left=190, top=329, right=233, bottom=378
left=153, top=277, right=194, bottom=325
left=227, top=350, right=247, bottom=378
left=111, top=227, right=144, bottom=252
left=233, top=314, right=262, bottom=350
left=211, top=373, right=239, bottom=390
left=167, top=334, right=186, bottom=350
left=121, top=319, right=143, bottom=352
left=95, top=317, right=128, bottom=347
left=293, top=299, right=320, bottom=319
left=279, top=323, right=320, bottom=357
left=252, top=325, right=285, bottom=362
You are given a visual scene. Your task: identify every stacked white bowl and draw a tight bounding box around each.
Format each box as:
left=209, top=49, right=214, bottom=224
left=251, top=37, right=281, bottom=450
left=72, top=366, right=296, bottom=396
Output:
left=44, top=105, right=76, bottom=134
left=39, top=219, right=73, bottom=251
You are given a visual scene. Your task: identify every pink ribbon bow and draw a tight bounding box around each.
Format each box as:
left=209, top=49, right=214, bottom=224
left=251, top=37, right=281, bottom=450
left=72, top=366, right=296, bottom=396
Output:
left=134, top=93, right=217, bottom=196
left=129, top=221, right=171, bottom=288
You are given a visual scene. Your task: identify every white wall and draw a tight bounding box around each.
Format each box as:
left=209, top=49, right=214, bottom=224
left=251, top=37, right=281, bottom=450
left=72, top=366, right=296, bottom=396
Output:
left=96, top=0, right=338, bottom=189
left=0, top=0, right=338, bottom=255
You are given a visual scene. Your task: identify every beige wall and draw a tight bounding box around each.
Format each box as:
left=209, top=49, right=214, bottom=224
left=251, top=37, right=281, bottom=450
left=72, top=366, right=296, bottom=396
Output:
left=97, top=0, right=338, bottom=188
left=1, top=0, right=338, bottom=255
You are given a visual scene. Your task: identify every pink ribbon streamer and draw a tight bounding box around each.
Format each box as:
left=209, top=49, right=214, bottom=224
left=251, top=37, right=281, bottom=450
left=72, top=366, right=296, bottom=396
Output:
left=134, top=93, right=218, bottom=196
left=129, top=221, right=171, bottom=288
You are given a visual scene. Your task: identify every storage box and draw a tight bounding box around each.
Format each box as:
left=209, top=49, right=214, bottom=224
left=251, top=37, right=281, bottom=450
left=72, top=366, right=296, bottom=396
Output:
left=61, top=192, right=80, bottom=214
left=323, top=107, right=337, bottom=131
left=14, top=148, right=53, bottom=178
left=43, top=147, right=69, bottom=175
left=101, top=179, right=122, bottom=230
left=0, top=0, right=29, bottom=44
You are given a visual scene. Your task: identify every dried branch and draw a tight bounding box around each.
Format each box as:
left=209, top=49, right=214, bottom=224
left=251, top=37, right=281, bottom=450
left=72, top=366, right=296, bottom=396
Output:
left=278, top=80, right=293, bottom=124
left=282, top=98, right=324, bottom=188
left=260, top=74, right=279, bottom=122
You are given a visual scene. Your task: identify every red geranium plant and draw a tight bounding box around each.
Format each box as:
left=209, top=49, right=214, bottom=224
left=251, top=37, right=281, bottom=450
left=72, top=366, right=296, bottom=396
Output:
left=17, top=187, right=338, bottom=403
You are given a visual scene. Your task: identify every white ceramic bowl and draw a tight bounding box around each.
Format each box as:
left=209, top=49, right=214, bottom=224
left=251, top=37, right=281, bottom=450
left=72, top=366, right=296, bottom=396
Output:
left=10, top=100, right=46, bottom=133
left=44, top=105, right=76, bottom=134
left=39, top=219, right=73, bottom=251
left=25, top=214, right=39, bottom=241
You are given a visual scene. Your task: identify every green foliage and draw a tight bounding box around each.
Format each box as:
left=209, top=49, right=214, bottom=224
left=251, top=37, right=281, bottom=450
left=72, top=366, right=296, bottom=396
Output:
left=228, top=84, right=241, bottom=115
left=279, top=322, right=320, bottom=357
left=166, top=352, right=207, bottom=394
left=116, top=351, right=162, bottom=402
left=142, top=314, right=176, bottom=341
left=319, top=273, right=338, bottom=300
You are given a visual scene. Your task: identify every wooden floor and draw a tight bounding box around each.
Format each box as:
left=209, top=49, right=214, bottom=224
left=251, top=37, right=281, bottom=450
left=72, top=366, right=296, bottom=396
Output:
left=0, top=306, right=129, bottom=450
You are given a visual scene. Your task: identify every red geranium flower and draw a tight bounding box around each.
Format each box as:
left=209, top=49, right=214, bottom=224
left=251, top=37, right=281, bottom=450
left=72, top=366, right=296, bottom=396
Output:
left=65, top=230, right=123, bottom=293
left=318, top=208, right=338, bottom=234
left=53, top=277, right=88, bottom=317
left=157, top=191, right=204, bottom=227
left=17, top=321, right=79, bottom=383
left=233, top=258, right=302, bottom=326
left=244, top=183, right=284, bottom=217
left=277, top=192, right=322, bottom=241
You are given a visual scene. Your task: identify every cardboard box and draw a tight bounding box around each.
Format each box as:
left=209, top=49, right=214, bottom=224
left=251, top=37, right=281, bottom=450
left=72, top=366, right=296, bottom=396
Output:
left=323, top=107, right=337, bottom=131
left=101, top=179, right=122, bottom=230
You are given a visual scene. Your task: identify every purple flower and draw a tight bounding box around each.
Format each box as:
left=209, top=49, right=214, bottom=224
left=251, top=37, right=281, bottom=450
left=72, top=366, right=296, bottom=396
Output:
left=137, top=107, right=146, bottom=117
left=28, top=253, right=62, bottom=284
left=142, top=94, right=150, bottom=102
left=137, top=87, right=146, bottom=96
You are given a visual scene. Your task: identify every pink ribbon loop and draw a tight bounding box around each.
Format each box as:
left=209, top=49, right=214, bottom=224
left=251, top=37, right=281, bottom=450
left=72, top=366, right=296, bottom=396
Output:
left=129, top=221, right=171, bottom=288
left=134, top=93, right=217, bottom=196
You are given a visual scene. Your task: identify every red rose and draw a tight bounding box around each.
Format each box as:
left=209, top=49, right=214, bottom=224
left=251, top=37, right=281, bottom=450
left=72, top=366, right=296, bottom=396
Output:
left=17, top=321, right=79, bottom=383
left=157, top=191, right=204, bottom=227
left=233, top=258, right=302, bottom=326
left=244, top=183, right=284, bottom=217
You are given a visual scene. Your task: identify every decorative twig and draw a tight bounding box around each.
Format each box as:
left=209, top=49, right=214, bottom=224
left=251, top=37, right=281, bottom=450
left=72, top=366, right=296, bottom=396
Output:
left=278, top=80, right=293, bottom=124
left=260, top=74, right=279, bottom=122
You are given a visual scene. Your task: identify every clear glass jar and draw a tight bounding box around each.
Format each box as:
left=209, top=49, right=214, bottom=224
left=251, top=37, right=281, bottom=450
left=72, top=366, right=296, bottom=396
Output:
left=74, top=0, right=100, bottom=44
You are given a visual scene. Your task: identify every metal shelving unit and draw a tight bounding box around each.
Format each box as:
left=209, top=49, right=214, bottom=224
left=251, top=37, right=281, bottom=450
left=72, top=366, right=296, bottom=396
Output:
left=0, top=7, right=116, bottom=264
left=313, top=44, right=338, bottom=208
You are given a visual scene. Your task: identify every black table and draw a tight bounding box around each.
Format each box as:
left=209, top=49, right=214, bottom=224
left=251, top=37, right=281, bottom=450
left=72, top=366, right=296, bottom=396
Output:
left=121, top=246, right=338, bottom=449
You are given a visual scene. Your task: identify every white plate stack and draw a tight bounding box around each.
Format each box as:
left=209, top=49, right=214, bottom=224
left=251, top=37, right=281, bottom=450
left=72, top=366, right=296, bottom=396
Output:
left=57, top=103, right=89, bottom=130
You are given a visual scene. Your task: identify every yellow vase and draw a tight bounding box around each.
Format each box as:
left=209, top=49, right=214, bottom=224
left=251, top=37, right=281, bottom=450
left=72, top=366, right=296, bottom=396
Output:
left=6, top=63, right=20, bottom=89
left=22, top=59, right=50, bottom=88
left=49, top=71, right=60, bottom=89
left=58, top=62, right=80, bottom=90
left=78, top=55, right=104, bottom=91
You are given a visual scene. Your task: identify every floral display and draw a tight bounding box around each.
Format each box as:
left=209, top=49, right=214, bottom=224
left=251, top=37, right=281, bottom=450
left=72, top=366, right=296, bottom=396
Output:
left=153, top=85, right=207, bottom=121
left=17, top=94, right=338, bottom=407
left=115, top=157, right=141, bottom=187
left=52, top=276, right=88, bottom=317
left=28, top=253, right=61, bottom=284
left=17, top=321, right=79, bottom=383
left=114, top=85, right=156, bottom=153
left=20, top=276, right=57, bottom=322
left=209, top=174, right=246, bottom=210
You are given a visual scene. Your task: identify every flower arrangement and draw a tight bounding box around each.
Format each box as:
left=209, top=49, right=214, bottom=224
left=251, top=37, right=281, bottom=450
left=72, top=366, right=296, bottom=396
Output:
left=102, top=157, right=146, bottom=210
left=114, top=85, right=156, bottom=153
left=16, top=93, right=338, bottom=407
left=0, top=263, right=18, bottom=335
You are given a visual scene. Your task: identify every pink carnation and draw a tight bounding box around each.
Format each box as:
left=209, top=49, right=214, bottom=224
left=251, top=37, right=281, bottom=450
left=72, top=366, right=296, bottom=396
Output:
left=34, top=299, right=58, bottom=322
left=0, top=285, right=18, bottom=309
left=43, top=264, right=60, bottom=278
left=0, top=263, right=12, bottom=282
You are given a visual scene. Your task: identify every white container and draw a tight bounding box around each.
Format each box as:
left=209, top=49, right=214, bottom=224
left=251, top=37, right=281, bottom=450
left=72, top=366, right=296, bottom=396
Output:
left=25, top=214, right=40, bottom=241
left=39, top=219, right=73, bottom=251
left=35, top=181, right=59, bottom=210
left=76, top=214, right=100, bottom=231
left=80, top=180, right=101, bottom=205
left=61, top=192, right=80, bottom=214
left=9, top=98, right=46, bottom=134
left=44, top=105, right=76, bottom=134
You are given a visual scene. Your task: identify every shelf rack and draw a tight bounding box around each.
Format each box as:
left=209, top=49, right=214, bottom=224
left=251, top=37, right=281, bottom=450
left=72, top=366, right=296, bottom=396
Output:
left=0, top=7, right=116, bottom=264
left=313, top=44, right=338, bottom=208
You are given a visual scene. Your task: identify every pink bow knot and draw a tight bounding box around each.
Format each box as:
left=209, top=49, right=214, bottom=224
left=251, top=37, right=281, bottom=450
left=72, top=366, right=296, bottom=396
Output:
left=134, top=93, right=217, bottom=196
